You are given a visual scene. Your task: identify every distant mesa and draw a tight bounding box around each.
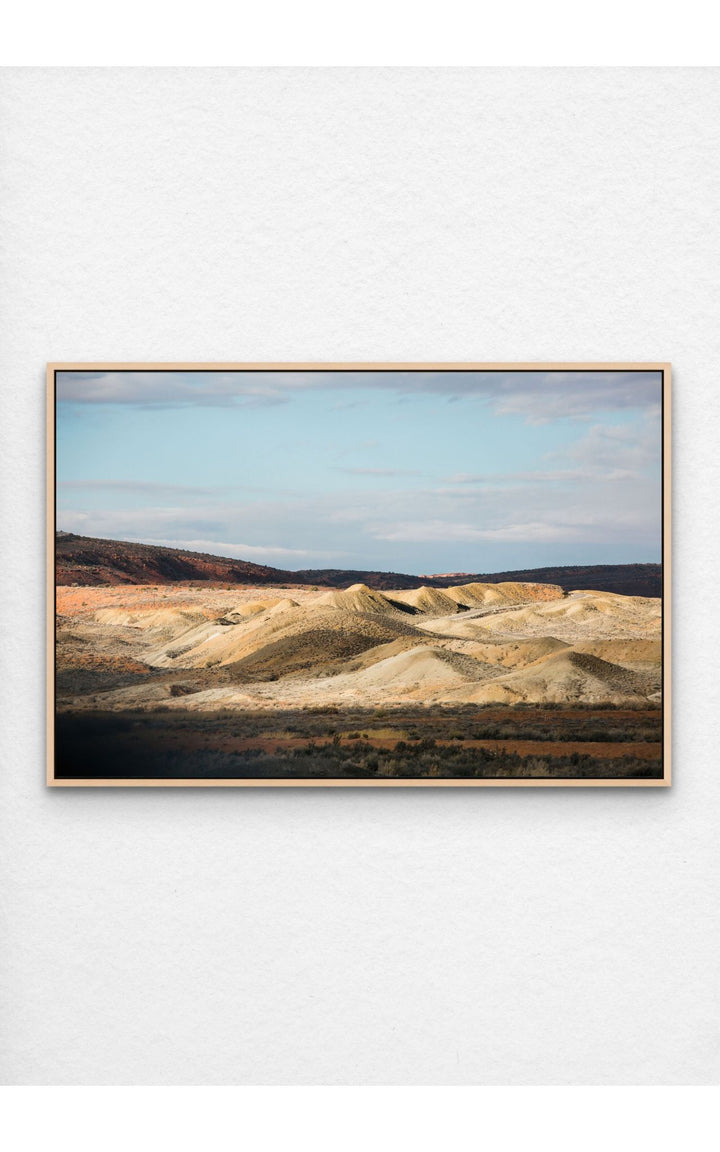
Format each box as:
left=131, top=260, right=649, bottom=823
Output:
left=419, top=572, right=473, bottom=579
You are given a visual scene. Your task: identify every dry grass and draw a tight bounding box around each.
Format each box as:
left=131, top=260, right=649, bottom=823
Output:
left=55, top=706, right=663, bottom=781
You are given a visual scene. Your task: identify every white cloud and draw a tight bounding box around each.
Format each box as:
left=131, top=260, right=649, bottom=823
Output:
left=56, top=370, right=318, bottom=408
left=440, top=469, right=629, bottom=485
left=58, top=479, right=223, bottom=496
left=560, top=412, right=662, bottom=473
left=58, top=513, right=343, bottom=561
left=373, top=520, right=584, bottom=544
left=133, top=538, right=343, bottom=560
left=56, top=368, right=663, bottom=422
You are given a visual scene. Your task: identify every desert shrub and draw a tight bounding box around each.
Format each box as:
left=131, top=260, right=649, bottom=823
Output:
left=169, top=684, right=195, bottom=697
left=54, top=707, right=663, bottom=781
left=523, top=758, right=551, bottom=776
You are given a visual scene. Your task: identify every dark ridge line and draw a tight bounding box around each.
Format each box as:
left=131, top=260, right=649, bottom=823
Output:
left=55, top=532, right=662, bottom=598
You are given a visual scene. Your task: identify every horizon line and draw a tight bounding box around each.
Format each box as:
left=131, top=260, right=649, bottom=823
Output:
left=55, top=529, right=661, bottom=577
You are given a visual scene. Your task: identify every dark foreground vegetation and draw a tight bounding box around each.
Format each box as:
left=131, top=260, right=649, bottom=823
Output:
left=55, top=705, right=664, bottom=781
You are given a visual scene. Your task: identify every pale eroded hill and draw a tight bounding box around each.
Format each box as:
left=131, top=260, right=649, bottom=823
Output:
left=55, top=581, right=663, bottom=712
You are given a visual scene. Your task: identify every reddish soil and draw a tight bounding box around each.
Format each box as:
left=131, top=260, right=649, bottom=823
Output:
left=153, top=731, right=661, bottom=761
left=56, top=584, right=313, bottom=619
left=58, top=651, right=150, bottom=675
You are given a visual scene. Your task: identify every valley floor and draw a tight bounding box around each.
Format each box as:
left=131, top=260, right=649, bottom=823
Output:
left=55, top=706, right=663, bottom=780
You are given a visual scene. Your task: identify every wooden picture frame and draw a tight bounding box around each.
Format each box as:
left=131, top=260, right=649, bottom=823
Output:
left=48, top=363, right=671, bottom=787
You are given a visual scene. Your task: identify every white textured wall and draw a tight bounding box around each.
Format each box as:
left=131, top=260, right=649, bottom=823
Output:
left=1, top=68, right=718, bottom=1085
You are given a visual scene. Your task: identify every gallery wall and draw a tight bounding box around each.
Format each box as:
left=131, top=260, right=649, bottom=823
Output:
left=1, top=68, right=718, bottom=1084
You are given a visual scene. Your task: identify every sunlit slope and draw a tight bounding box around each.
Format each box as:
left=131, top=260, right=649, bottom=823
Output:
left=57, top=581, right=663, bottom=711
left=436, top=649, right=660, bottom=707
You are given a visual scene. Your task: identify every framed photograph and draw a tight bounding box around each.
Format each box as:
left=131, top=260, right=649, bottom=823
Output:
left=48, top=363, right=670, bottom=787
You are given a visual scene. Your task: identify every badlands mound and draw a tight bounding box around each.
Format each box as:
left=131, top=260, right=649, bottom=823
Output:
left=571, top=638, right=661, bottom=667
left=387, top=586, right=465, bottom=615
left=224, top=612, right=420, bottom=683
left=144, top=597, right=418, bottom=677
left=316, top=583, right=404, bottom=616
left=475, top=591, right=662, bottom=641
left=389, top=580, right=564, bottom=615
left=58, top=578, right=663, bottom=711
left=350, top=645, right=483, bottom=692
left=448, top=580, right=564, bottom=606
left=445, top=649, right=657, bottom=706
left=93, top=606, right=209, bottom=634
left=454, top=636, right=571, bottom=669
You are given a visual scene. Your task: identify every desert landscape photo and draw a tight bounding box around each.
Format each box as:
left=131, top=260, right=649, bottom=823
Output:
left=51, top=366, right=667, bottom=784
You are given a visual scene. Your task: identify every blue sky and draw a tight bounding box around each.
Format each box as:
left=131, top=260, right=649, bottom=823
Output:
left=56, top=370, right=662, bottom=575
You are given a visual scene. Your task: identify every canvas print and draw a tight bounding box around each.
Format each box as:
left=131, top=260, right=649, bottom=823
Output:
left=49, top=364, right=669, bottom=786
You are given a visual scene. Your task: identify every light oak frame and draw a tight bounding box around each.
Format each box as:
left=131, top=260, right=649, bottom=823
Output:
left=47, top=363, right=671, bottom=788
